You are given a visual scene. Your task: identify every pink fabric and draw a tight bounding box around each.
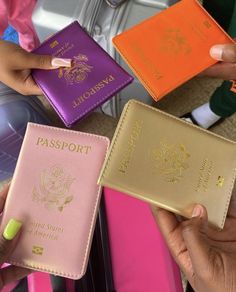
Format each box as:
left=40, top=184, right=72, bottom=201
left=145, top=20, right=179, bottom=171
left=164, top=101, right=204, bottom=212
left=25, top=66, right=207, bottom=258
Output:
left=0, top=0, right=39, bottom=51
left=104, top=188, right=183, bottom=292
left=27, top=272, right=75, bottom=292
left=28, top=272, right=52, bottom=292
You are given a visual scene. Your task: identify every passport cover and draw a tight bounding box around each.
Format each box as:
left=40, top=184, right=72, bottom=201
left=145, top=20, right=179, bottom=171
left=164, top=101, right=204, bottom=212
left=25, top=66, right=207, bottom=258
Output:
left=112, top=0, right=234, bottom=101
left=1, top=123, right=109, bottom=279
left=98, top=100, right=236, bottom=228
left=32, top=21, right=133, bottom=127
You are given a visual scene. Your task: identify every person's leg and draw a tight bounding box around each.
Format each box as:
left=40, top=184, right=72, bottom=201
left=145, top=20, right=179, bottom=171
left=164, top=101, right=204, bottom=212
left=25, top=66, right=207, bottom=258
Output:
left=203, top=0, right=235, bottom=30
left=209, top=81, right=236, bottom=118
left=186, top=0, right=236, bottom=128
left=208, top=1, right=236, bottom=118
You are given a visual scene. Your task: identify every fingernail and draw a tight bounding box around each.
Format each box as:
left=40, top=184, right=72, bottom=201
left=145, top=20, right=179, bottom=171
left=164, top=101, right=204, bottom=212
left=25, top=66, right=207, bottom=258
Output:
left=51, top=58, right=71, bottom=68
left=3, top=219, right=22, bottom=240
left=191, top=205, right=203, bottom=218
left=210, top=45, right=224, bottom=61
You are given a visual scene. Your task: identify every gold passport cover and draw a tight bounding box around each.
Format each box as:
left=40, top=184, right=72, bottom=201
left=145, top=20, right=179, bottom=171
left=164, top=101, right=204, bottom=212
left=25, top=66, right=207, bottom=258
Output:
left=98, top=100, right=236, bottom=228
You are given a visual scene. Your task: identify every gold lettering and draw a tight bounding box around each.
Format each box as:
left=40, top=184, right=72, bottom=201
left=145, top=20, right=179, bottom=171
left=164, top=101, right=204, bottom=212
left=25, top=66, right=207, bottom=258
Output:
left=50, top=40, right=59, bottom=49
left=76, top=145, right=84, bottom=153
left=55, top=140, right=61, bottom=149
left=47, top=224, right=63, bottom=233
left=42, top=139, right=49, bottom=147
left=36, top=137, right=92, bottom=154
left=89, top=88, right=97, bottom=95
left=195, top=158, right=214, bottom=192
left=108, top=75, right=115, bottom=81
left=61, top=142, right=68, bottom=150
left=73, top=100, right=78, bottom=109
left=72, top=75, right=115, bottom=108
left=36, top=137, right=43, bottom=145
left=84, top=146, right=92, bottom=154
left=69, top=143, right=76, bottom=152
left=49, top=139, right=55, bottom=148
left=83, top=92, right=90, bottom=99
left=118, top=120, right=143, bottom=174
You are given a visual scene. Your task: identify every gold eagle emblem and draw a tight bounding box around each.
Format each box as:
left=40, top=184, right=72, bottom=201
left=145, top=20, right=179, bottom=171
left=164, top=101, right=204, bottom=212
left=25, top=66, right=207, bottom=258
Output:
left=151, top=140, right=190, bottom=183
left=58, top=54, right=93, bottom=85
left=32, top=165, right=75, bottom=212
left=160, top=28, right=192, bottom=56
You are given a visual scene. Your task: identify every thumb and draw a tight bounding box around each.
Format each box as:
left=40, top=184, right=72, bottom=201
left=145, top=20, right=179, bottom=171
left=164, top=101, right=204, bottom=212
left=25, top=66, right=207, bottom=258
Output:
left=210, top=44, right=236, bottom=62
left=13, top=49, right=72, bottom=70
left=181, top=205, right=209, bottom=275
left=0, top=219, right=22, bottom=264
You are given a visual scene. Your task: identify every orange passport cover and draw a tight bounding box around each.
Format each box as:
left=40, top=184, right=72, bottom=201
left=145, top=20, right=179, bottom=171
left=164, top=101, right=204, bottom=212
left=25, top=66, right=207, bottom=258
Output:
left=112, top=0, right=234, bottom=101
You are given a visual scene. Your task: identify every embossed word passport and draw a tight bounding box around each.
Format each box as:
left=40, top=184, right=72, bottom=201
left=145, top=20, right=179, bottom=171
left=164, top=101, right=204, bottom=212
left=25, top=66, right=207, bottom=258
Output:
left=112, top=0, right=234, bottom=101
left=1, top=123, right=109, bottom=279
left=32, top=21, right=133, bottom=127
left=98, top=100, right=236, bottom=228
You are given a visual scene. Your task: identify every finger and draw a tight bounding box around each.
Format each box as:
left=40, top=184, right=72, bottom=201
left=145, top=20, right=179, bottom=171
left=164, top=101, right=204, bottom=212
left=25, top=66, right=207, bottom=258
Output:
left=151, top=206, right=193, bottom=278
left=181, top=205, right=209, bottom=275
left=2, top=70, right=43, bottom=96
left=0, top=265, right=31, bottom=290
left=12, top=49, right=71, bottom=70
left=0, top=185, right=9, bottom=213
left=0, top=219, right=22, bottom=265
left=210, top=44, right=236, bottom=62
left=199, top=62, right=236, bottom=80
left=22, top=75, right=44, bottom=96
left=228, top=192, right=236, bottom=218
left=151, top=206, right=179, bottom=241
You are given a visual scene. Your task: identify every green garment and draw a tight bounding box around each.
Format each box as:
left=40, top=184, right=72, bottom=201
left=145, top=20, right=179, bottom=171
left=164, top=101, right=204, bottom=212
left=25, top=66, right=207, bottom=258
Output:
left=203, top=0, right=236, bottom=117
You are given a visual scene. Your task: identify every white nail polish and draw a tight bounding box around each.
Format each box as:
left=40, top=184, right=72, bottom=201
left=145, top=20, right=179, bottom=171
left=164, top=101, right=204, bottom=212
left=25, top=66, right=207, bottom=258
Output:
left=51, top=58, right=71, bottom=68
left=210, top=45, right=224, bottom=61
left=191, top=205, right=203, bottom=218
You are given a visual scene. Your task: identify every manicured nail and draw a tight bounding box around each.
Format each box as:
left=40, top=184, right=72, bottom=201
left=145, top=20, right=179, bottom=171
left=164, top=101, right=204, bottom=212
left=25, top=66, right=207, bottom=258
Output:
left=51, top=58, right=71, bottom=68
left=191, top=205, right=203, bottom=218
left=210, top=45, right=224, bottom=61
left=3, top=219, right=22, bottom=240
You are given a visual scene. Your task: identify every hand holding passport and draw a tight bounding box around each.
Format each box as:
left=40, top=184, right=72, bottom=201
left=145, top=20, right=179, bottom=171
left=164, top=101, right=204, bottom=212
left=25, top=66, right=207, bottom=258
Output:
left=98, top=100, right=236, bottom=229
left=152, top=195, right=236, bottom=292
left=113, top=0, right=235, bottom=101
left=32, top=21, right=133, bottom=127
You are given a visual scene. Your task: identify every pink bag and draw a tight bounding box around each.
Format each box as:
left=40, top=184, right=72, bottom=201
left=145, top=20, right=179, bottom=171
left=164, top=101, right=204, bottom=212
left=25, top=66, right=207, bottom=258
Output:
left=104, top=187, right=183, bottom=292
left=0, top=0, right=39, bottom=51
left=27, top=273, right=52, bottom=292
left=27, top=272, right=75, bottom=292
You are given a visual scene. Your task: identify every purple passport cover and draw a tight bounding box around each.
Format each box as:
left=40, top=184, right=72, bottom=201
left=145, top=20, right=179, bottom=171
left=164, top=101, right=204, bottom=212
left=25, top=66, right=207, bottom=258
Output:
left=32, top=21, right=133, bottom=127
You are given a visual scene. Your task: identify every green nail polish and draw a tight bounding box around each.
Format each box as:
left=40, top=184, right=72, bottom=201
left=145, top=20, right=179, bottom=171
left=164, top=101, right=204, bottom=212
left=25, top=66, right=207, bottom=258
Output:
left=3, top=219, right=22, bottom=240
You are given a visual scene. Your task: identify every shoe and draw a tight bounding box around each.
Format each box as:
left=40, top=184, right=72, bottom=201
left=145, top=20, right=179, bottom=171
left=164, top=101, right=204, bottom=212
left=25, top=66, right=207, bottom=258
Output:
left=181, top=112, right=224, bottom=129
left=181, top=112, right=199, bottom=126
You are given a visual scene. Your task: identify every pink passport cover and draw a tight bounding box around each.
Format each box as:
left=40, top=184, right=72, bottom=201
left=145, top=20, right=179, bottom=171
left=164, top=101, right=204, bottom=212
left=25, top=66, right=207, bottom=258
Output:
left=104, top=188, right=183, bottom=292
left=1, top=123, right=109, bottom=279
